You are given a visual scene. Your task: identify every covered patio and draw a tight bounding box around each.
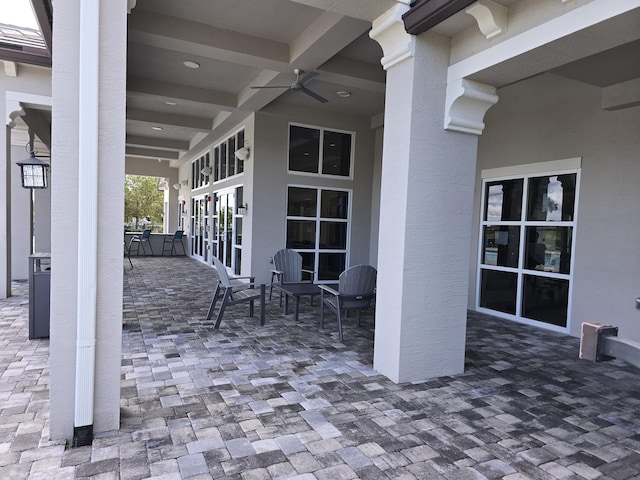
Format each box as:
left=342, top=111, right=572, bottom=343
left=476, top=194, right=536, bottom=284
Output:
left=1, top=256, right=640, bottom=479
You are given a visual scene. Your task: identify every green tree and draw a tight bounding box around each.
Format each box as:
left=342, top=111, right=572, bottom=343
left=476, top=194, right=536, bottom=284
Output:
left=124, top=175, right=164, bottom=230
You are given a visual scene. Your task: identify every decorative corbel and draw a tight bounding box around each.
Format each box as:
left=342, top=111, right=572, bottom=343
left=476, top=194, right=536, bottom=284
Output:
left=465, top=0, right=507, bottom=40
left=369, top=3, right=415, bottom=71
left=3, top=61, right=17, bottom=77
left=444, top=78, right=498, bottom=135
left=127, top=0, right=137, bottom=14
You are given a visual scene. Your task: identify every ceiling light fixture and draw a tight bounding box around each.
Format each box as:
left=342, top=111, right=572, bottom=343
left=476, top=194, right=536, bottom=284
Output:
left=152, top=126, right=163, bottom=131
left=183, top=60, right=200, bottom=69
left=165, top=101, right=177, bottom=106
left=336, top=90, right=352, bottom=98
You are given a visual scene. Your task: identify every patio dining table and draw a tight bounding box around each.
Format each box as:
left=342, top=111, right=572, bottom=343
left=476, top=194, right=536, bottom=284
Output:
left=273, top=282, right=326, bottom=322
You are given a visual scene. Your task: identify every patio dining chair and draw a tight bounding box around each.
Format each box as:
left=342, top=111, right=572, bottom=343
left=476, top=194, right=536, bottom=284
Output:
left=319, top=264, right=377, bottom=342
left=129, top=228, right=153, bottom=255
left=162, top=230, right=185, bottom=256
left=207, top=256, right=265, bottom=329
left=270, top=248, right=315, bottom=305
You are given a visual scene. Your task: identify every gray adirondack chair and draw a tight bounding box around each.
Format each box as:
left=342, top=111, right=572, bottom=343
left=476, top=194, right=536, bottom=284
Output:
left=319, top=265, right=377, bottom=342
left=269, top=249, right=315, bottom=305
left=207, top=256, right=265, bottom=329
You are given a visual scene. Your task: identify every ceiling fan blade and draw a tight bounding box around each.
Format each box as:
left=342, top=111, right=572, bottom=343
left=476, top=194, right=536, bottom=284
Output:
left=250, top=85, right=292, bottom=89
left=300, top=86, right=328, bottom=104
left=298, top=70, right=319, bottom=86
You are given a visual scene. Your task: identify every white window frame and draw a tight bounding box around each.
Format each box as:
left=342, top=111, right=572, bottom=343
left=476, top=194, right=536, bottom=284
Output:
left=476, top=158, right=581, bottom=333
left=191, top=149, right=211, bottom=190
left=285, top=184, right=352, bottom=283
left=287, top=122, right=355, bottom=180
left=213, top=128, right=245, bottom=184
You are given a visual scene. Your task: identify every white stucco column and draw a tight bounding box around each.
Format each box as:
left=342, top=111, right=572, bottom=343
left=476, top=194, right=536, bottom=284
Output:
left=370, top=5, right=480, bottom=383
left=49, top=0, right=127, bottom=442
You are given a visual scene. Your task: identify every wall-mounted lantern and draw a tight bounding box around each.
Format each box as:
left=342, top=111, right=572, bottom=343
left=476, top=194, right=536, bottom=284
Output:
left=16, top=153, right=50, bottom=189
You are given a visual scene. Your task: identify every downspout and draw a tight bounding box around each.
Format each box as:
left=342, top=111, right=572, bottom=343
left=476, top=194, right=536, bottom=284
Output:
left=73, top=0, right=100, bottom=448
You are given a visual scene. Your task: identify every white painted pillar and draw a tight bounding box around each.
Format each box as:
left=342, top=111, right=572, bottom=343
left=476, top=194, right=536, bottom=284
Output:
left=49, top=0, right=127, bottom=442
left=370, top=5, right=479, bottom=382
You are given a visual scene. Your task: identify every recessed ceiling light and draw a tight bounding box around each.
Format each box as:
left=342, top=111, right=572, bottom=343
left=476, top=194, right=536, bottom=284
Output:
left=152, top=126, right=163, bottom=131
left=183, top=60, right=200, bottom=69
left=336, top=90, right=351, bottom=98
left=165, top=101, right=177, bottom=106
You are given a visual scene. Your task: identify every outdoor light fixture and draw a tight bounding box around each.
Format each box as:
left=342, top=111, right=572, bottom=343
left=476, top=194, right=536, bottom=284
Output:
left=237, top=203, right=248, bottom=216
left=17, top=152, right=50, bottom=189
left=234, top=141, right=251, bottom=161
left=181, top=179, right=189, bottom=186
left=201, top=166, right=212, bottom=176
left=173, top=183, right=181, bottom=190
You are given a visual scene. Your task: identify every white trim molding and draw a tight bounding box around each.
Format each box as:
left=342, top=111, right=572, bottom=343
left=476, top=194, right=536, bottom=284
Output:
left=444, top=78, right=498, bottom=135
left=6, top=91, right=52, bottom=128
left=481, top=157, right=582, bottom=179
left=465, top=0, right=507, bottom=40
left=369, top=3, right=415, bottom=71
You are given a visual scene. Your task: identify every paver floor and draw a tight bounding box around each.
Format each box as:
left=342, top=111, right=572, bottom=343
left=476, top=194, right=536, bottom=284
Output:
left=1, top=256, right=640, bottom=479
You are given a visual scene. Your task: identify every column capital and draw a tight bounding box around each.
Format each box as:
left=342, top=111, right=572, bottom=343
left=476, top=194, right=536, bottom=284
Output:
left=444, top=78, right=499, bottom=135
left=369, top=3, right=414, bottom=71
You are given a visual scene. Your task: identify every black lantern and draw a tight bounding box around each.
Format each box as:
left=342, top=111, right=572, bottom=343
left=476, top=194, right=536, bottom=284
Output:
left=17, top=153, right=49, bottom=189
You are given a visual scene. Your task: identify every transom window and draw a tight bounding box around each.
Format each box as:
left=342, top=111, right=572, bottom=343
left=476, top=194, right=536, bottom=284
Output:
left=478, top=163, right=579, bottom=331
left=288, top=124, right=353, bottom=177
left=286, top=186, right=350, bottom=282
left=191, top=151, right=210, bottom=190
left=213, top=129, right=245, bottom=183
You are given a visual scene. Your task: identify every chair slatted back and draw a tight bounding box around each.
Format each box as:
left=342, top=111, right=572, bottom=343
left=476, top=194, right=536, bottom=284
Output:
left=174, top=230, right=184, bottom=240
left=273, top=249, right=304, bottom=283
left=213, top=257, right=232, bottom=287
left=141, top=229, right=151, bottom=239
left=338, top=265, right=377, bottom=309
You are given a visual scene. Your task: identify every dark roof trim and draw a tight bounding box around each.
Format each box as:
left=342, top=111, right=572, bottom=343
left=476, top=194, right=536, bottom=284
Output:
left=403, top=0, right=476, bottom=35
left=30, top=0, right=53, bottom=55
left=0, top=45, right=51, bottom=67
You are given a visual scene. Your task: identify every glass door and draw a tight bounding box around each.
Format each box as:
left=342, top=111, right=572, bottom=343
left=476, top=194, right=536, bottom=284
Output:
left=190, top=195, right=210, bottom=263
left=212, top=189, right=236, bottom=272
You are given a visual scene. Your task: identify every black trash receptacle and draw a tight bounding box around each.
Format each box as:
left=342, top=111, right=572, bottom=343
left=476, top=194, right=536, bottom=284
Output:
left=28, top=253, right=50, bottom=339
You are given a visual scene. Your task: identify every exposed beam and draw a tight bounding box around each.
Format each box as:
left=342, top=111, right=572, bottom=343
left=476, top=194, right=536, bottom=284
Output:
left=318, top=56, right=386, bottom=92
left=125, top=135, right=190, bottom=151
left=125, top=146, right=180, bottom=160
left=127, top=109, right=211, bottom=132
left=127, top=11, right=290, bottom=71
left=127, top=77, right=236, bottom=109
left=288, top=0, right=398, bottom=22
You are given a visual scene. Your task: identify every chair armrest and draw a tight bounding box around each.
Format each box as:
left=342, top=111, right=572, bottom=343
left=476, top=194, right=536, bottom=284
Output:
left=318, top=284, right=339, bottom=296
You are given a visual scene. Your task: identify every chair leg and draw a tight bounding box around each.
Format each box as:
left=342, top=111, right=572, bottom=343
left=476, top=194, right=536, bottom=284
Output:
left=320, top=291, right=325, bottom=329
left=337, top=308, right=343, bottom=342
left=259, top=285, right=265, bottom=326
left=214, top=289, right=233, bottom=329
left=207, top=285, right=222, bottom=320
left=357, top=310, right=362, bottom=327
left=249, top=298, right=254, bottom=317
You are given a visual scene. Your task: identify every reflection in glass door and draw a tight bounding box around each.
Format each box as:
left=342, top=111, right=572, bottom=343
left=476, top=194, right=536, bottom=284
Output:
left=478, top=170, right=578, bottom=330
left=190, top=195, right=210, bottom=263
left=212, top=188, right=242, bottom=274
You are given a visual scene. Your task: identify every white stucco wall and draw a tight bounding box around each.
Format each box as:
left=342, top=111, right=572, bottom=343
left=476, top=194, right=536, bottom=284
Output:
left=474, top=72, right=640, bottom=341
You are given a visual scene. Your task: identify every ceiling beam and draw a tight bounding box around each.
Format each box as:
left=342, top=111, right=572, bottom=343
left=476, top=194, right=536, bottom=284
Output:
left=128, top=11, right=290, bottom=71
left=288, top=0, right=398, bottom=22
left=125, top=146, right=180, bottom=160
left=127, top=109, right=211, bottom=132
left=125, top=135, right=190, bottom=152
left=127, top=77, right=236, bottom=109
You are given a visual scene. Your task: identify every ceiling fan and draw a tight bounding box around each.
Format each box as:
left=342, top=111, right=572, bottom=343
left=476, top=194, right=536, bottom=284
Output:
left=251, top=68, right=328, bottom=103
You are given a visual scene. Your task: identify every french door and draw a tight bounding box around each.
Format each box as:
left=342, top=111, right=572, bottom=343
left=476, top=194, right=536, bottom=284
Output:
left=190, top=195, right=210, bottom=263
left=212, top=186, right=243, bottom=274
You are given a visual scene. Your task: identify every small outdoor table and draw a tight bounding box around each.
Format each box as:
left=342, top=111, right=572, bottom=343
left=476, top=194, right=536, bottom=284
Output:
left=274, top=283, right=322, bottom=322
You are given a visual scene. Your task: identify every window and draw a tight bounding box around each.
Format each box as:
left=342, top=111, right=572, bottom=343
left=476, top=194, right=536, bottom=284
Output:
left=478, top=163, right=579, bottom=330
left=289, top=124, right=353, bottom=177
left=213, top=129, right=245, bottom=182
left=286, top=186, right=350, bottom=281
left=191, top=151, right=210, bottom=190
